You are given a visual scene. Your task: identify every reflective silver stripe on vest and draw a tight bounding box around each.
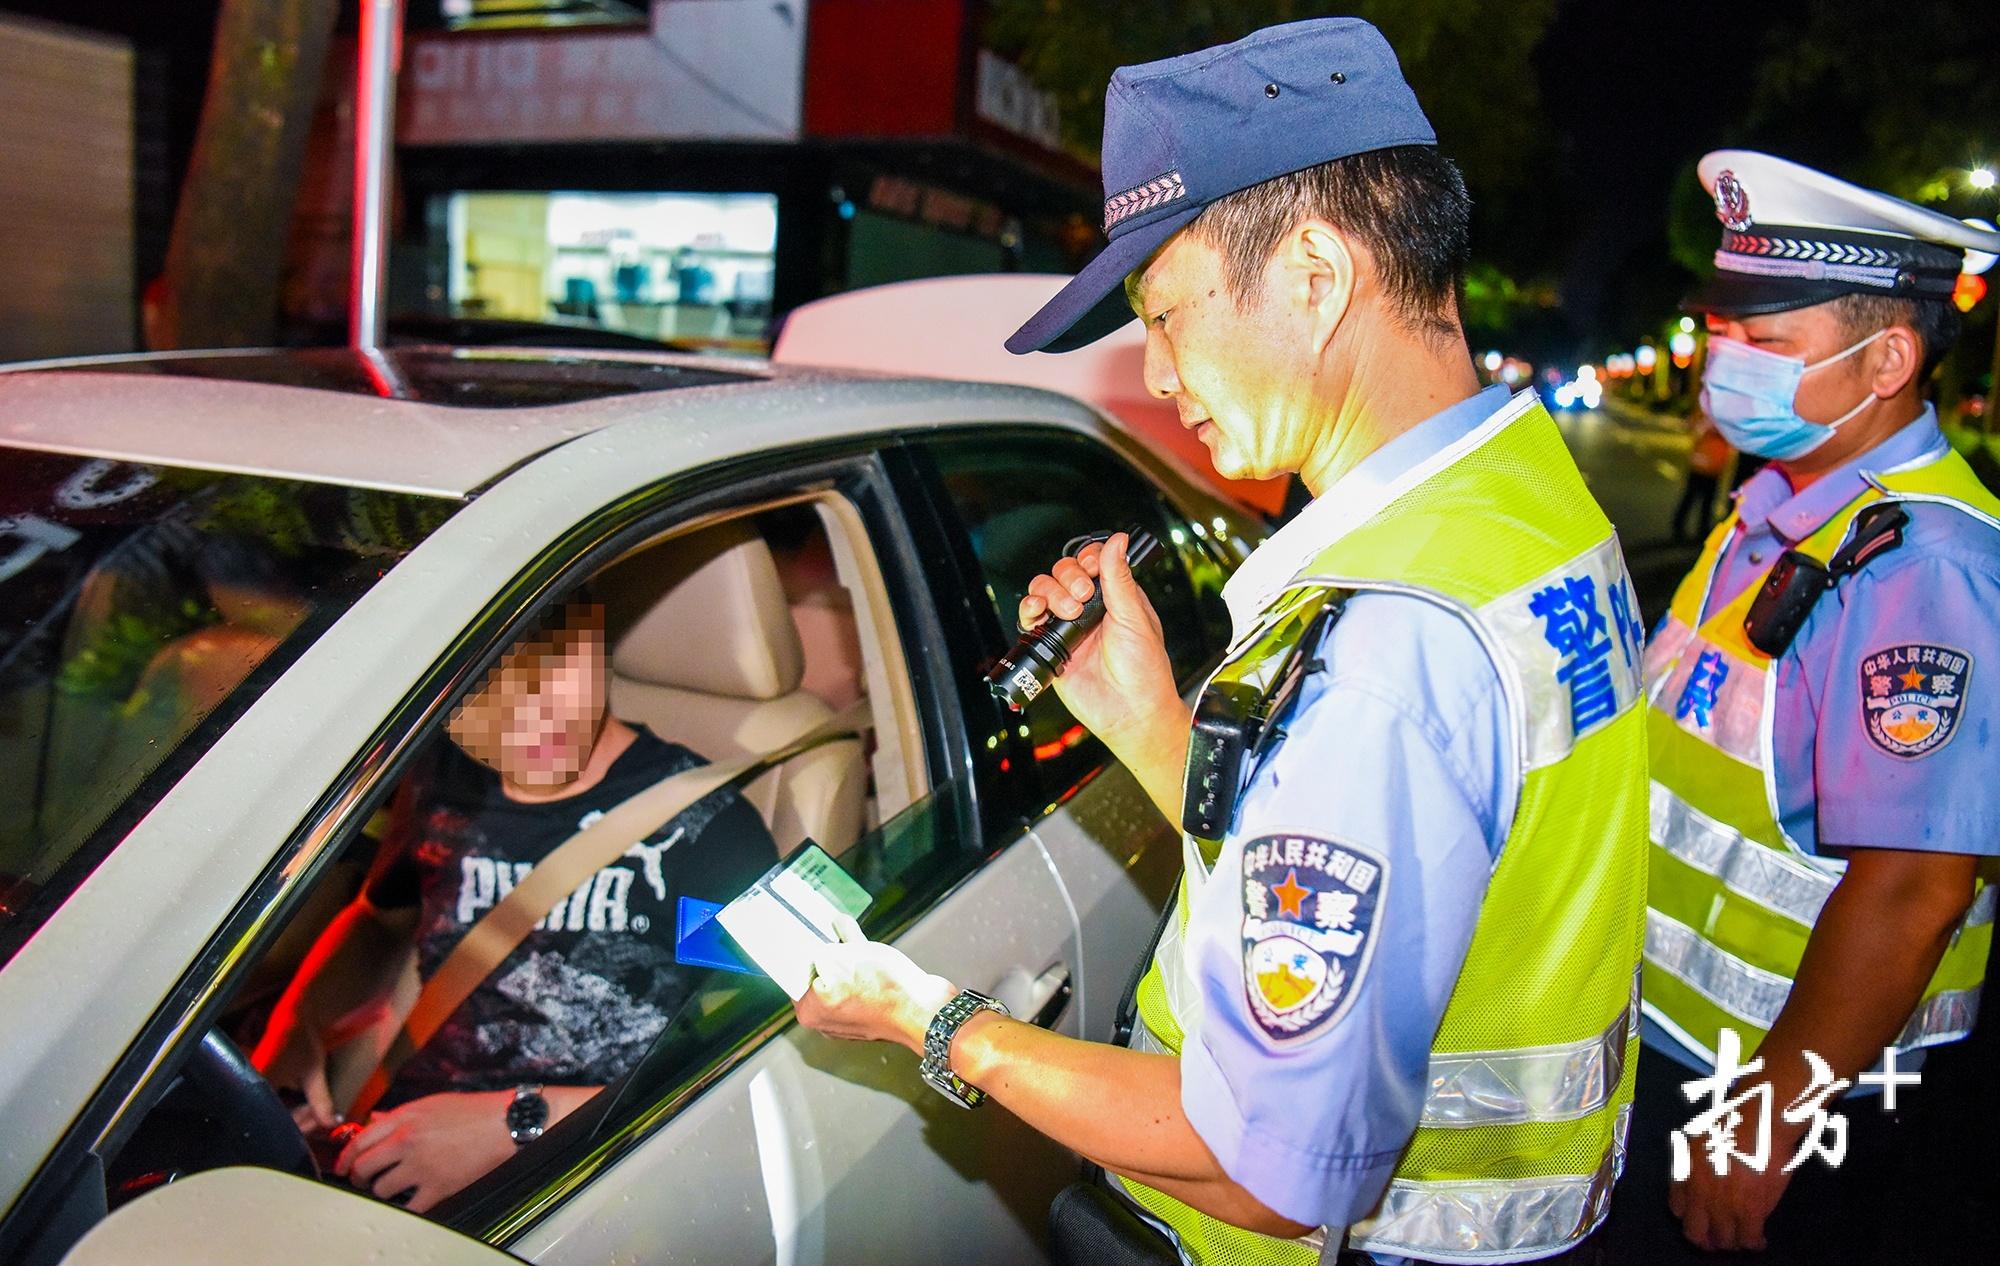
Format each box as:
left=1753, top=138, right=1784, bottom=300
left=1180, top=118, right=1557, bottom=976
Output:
left=1475, top=533, right=1646, bottom=771
left=1129, top=1021, right=1169, bottom=1056
left=1139, top=1001, right=1638, bottom=1129
left=1651, top=784, right=1998, bottom=933
left=1424, top=977, right=1637, bottom=1128
left=1642, top=615, right=1697, bottom=699
left=1966, top=884, right=1999, bottom=929
left=1644, top=908, right=1791, bottom=1029
left=1345, top=1103, right=1629, bottom=1263
left=1650, top=784, right=1837, bottom=926
left=1647, top=908, right=1984, bottom=1047
left=1650, top=637, right=1767, bottom=766
left=1896, top=986, right=1981, bottom=1051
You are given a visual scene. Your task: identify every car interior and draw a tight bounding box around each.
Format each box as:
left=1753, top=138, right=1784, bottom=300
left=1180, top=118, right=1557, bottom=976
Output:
left=596, top=498, right=914, bottom=857
left=94, top=488, right=936, bottom=1228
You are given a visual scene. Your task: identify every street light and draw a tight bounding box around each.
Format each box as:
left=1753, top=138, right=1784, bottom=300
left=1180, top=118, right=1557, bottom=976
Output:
left=1669, top=330, right=1697, bottom=370
left=1972, top=167, right=1998, bottom=191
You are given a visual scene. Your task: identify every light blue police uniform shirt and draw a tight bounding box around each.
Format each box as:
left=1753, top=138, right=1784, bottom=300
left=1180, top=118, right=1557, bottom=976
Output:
left=1176, top=385, right=1518, bottom=1234
left=1642, top=407, right=2000, bottom=1075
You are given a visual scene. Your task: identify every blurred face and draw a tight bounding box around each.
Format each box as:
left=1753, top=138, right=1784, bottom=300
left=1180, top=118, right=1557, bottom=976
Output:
left=446, top=603, right=607, bottom=792
left=1125, top=228, right=1351, bottom=481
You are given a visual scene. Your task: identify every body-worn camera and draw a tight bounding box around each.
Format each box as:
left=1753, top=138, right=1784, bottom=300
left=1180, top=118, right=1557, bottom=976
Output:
left=1181, top=596, right=1342, bottom=839
left=985, top=527, right=1161, bottom=712
left=1743, top=501, right=1907, bottom=656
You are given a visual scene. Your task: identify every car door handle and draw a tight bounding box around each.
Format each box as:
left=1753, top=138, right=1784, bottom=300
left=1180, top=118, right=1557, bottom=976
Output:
left=991, top=962, right=1073, bottom=1028
left=1023, top=963, right=1073, bottom=1029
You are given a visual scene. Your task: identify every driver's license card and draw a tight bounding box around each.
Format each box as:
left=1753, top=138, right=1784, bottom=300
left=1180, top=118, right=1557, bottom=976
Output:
left=714, top=841, right=873, bottom=999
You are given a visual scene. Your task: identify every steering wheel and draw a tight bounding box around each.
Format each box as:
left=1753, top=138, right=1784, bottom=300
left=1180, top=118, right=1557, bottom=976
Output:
left=106, top=1029, right=316, bottom=1206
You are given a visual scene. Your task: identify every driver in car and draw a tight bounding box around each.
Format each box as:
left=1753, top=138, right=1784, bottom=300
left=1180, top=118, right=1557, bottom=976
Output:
left=253, top=594, right=779, bottom=1211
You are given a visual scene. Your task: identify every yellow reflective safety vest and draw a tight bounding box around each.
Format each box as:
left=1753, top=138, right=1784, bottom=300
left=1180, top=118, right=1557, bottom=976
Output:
left=1122, top=392, right=1650, bottom=1265
left=1641, top=444, right=2000, bottom=1066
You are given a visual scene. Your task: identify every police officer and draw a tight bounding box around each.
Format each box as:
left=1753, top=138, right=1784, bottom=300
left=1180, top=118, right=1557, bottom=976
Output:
left=1625, top=152, right=2000, bottom=1259
left=795, top=19, right=1650, bottom=1264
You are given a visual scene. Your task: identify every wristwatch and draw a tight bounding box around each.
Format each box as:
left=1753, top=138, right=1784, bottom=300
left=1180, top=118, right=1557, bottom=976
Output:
left=919, top=989, right=1009, bottom=1109
left=506, top=1084, right=549, bottom=1146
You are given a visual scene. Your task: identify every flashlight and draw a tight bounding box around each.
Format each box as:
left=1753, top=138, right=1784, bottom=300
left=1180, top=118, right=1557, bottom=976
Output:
left=985, top=527, right=1161, bottom=712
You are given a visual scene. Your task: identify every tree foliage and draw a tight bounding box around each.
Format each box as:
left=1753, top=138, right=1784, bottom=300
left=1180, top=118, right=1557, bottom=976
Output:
left=158, top=0, right=340, bottom=349
left=1735, top=0, right=2000, bottom=205
left=1666, top=0, right=2000, bottom=395
left=986, top=0, right=1557, bottom=195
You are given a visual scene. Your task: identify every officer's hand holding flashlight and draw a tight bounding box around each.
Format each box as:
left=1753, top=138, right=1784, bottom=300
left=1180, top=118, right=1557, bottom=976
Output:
left=1014, top=534, right=1190, bottom=819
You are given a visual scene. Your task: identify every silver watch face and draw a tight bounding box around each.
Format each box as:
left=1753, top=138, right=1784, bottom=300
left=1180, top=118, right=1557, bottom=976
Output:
left=506, top=1088, right=550, bottom=1141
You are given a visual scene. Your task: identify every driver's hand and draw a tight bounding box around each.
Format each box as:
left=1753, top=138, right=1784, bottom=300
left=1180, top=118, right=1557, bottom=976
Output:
left=1016, top=532, right=1176, bottom=746
left=250, top=1014, right=337, bottom=1132
left=335, top=1090, right=516, bottom=1214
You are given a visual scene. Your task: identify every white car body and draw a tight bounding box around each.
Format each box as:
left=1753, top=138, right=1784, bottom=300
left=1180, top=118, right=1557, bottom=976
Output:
left=0, top=344, right=1262, bottom=1265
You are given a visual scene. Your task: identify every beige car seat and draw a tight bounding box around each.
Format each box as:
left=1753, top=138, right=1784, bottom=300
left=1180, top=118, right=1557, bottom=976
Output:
left=600, top=521, right=868, bottom=857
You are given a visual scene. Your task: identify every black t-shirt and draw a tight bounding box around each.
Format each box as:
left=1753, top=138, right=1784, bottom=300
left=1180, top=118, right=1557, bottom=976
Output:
left=366, top=727, right=778, bottom=1105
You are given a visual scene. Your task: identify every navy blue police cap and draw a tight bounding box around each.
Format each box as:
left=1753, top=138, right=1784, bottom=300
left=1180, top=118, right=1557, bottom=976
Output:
left=1006, top=17, right=1436, bottom=356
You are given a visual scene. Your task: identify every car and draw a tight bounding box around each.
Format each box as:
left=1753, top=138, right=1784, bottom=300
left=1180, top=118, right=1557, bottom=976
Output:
left=0, top=341, right=1265, bottom=1265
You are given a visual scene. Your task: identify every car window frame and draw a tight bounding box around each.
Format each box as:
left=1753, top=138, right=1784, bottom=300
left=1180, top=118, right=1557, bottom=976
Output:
left=877, top=441, right=1052, bottom=845
left=435, top=447, right=1022, bottom=1242
left=901, top=424, right=1243, bottom=815
left=0, top=437, right=974, bottom=1265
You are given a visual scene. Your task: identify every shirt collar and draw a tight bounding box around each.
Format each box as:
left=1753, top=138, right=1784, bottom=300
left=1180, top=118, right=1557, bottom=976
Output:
left=1220, top=384, right=1519, bottom=636
left=1734, top=406, right=1948, bottom=543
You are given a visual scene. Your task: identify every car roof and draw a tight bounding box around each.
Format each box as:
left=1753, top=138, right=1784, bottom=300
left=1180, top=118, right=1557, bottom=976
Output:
left=0, top=345, right=1110, bottom=498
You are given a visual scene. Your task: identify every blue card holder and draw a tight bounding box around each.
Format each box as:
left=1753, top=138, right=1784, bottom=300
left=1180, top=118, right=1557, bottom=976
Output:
left=675, top=895, right=757, bottom=975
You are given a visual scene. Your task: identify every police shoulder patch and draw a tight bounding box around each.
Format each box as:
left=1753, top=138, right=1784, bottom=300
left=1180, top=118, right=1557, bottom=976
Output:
left=1239, top=832, right=1386, bottom=1045
left=1860, top=643, right=1971, bottom=759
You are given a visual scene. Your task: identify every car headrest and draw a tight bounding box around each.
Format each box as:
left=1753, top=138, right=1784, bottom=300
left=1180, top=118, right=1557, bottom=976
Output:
left=605, top=521, right=804, bottom=700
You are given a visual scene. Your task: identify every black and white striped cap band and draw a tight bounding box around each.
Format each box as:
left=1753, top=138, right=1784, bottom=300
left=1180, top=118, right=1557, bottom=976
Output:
left=1716, top=226, right=1963, bottom=298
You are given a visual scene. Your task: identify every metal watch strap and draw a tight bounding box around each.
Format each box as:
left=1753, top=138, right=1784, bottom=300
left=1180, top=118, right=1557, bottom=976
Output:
left=921, top=989, right=1008, bottom=1108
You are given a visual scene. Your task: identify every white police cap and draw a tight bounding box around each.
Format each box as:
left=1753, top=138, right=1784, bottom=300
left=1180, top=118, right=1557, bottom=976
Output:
left=1685, top=150, right=2000, bottom=315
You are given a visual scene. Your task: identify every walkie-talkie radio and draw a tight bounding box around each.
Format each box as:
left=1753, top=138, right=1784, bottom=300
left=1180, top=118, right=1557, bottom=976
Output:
left=985, top=527, right=1161, bottom=712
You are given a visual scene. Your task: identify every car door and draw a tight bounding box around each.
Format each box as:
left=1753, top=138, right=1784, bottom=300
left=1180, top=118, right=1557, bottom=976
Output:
left=509, top=794, right=1080, bottom=1266
left=482, top=456, right=1084, bottom=1266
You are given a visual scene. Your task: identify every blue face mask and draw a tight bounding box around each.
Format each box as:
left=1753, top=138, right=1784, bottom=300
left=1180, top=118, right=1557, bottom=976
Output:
left=1699, top=329, right=1885, bottom=461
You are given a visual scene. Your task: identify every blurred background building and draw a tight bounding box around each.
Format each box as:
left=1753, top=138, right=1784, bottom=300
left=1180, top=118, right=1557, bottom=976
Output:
left=2, top=0, right=1996, bottom=484
left=0, top=0, right=1101, bottom=360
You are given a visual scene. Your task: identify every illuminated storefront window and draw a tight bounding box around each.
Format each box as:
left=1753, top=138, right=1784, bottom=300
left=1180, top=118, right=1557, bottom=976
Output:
left=445, top=191, right=778, bottom=351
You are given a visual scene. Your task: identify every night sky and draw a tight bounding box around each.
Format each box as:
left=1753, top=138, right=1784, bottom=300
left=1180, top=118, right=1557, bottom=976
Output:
left=1530, top=0, right=1817, bottom=356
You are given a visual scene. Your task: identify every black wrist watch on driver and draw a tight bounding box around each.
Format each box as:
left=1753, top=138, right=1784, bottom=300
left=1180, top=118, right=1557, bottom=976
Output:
left=506, top=1084, right=549, bottom=1146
